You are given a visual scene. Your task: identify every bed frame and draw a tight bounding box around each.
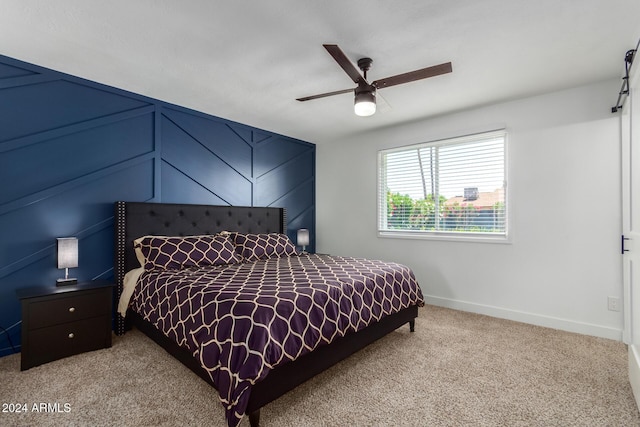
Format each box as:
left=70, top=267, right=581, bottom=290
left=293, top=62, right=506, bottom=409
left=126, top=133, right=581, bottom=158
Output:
left=113, top=201, right=419, bottom=426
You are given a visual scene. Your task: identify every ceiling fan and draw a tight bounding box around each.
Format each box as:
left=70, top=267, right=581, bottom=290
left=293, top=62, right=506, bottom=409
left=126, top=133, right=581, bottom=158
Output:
left=296, top=44, right=452, bottom=117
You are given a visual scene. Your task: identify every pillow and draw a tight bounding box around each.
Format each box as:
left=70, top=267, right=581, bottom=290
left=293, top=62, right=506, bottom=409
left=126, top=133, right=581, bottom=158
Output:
left=134, top=234, right=241, bottom=270
left=233, top=233, right=298, bottom=262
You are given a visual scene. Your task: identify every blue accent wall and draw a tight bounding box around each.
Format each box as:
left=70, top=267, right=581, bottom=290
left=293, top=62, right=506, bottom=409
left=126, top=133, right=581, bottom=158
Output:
left=0, top=55, right=315, bottom=357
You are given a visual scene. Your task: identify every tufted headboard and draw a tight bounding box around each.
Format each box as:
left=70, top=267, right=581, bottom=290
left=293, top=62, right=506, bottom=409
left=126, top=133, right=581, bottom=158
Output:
left=113, top=201, right=286, bottom=334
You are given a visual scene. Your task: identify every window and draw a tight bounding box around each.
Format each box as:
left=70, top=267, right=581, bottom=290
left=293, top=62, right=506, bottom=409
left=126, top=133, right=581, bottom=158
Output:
left=378, top=129, right=507, bottom=241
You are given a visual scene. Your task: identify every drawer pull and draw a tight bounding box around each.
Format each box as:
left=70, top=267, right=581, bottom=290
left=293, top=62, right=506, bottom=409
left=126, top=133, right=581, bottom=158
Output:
left=68, top=333, right=74, bottom=339
left=68, top=307, right=75, bottom=313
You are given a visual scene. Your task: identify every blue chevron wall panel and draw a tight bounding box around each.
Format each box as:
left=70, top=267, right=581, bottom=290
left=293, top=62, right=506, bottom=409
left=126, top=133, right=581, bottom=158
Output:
left=0, top=55, right=315, bottom=357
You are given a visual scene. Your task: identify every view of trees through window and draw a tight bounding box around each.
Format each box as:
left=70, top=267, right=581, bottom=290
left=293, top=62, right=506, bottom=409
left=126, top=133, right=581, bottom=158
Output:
left=378, top=131, right=506, bottom=236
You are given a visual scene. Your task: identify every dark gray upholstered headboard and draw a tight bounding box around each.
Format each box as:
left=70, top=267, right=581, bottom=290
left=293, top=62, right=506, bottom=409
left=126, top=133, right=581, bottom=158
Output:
left=113, top=201, right=286, bottom=334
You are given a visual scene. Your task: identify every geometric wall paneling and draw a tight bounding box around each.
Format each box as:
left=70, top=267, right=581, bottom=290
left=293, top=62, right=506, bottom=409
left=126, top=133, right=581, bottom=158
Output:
left=253, top=136, right=314, bottom=178
left=79, top=222, right=117, bottom=280
left=252, top=130, right=273, bottom=144
left=274, top=179, right=315, bottom=222
left=0, top=150, right=156, bottom=219
left=161, top=118, right=252, bottom=205
left=227, top=123, right=253, bottom=145
left=160, top=160, right=231, bottom=206
left=226, top=125, right=276, bottom=145
left=112, top=156, right=157, bottom=204
left=254, top=149, right=314, bottom=207
left=0, top=161, right=154, bottom=279
left=0, top=73, right=57, bottom=92
left=0, top=80, right=151, bottom=143
left=0, top=53, right=314, bottom=357
left=0, top=161, right=154, bottom=322
left=0, top=112, right=154, bottom=206
left=0, top=61, right=37, bottom=79
left=163, top=109, right=253, bottom=178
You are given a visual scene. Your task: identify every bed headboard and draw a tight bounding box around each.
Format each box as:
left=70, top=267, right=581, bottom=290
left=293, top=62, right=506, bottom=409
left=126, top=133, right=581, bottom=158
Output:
left=113, top=201, right=286, bottom=334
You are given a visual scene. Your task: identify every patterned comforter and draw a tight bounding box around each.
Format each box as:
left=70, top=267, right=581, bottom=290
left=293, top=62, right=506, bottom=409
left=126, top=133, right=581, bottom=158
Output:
left=129, top=253, right=424, bottom=426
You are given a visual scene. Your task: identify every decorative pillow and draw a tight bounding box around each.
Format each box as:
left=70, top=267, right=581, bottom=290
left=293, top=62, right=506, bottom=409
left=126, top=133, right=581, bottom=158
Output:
left=233, top=233, right=298, bottom=262
left=134, top=234, right=241, bottom=270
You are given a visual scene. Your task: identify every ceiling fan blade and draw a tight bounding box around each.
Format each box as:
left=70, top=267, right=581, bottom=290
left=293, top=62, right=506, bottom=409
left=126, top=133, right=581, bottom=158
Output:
left=296, top=87, right=354, bottom=102
left=373, top=62, right=452, bottom=89
left=323, top=44, right=366, bottom=84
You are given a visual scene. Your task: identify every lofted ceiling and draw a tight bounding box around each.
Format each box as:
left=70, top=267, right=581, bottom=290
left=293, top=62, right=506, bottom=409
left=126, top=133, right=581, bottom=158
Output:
left=0, top=1, right=639, bottom=144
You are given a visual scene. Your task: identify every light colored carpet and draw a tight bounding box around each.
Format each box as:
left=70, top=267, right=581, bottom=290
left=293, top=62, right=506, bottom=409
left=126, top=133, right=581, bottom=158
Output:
left=0, top=305, right=638, bottom=426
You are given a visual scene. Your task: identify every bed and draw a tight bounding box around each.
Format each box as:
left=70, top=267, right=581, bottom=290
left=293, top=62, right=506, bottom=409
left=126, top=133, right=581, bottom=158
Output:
left=113, top=201, right=424, bottom=427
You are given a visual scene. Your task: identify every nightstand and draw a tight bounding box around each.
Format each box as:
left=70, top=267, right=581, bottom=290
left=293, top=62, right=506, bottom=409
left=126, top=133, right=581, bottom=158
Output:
left=16, top=280, right=114, bottom=370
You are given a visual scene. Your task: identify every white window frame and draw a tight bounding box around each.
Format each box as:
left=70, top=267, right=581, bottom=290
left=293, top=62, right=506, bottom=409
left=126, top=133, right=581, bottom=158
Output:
left=377, top=129, right=510, bottom=243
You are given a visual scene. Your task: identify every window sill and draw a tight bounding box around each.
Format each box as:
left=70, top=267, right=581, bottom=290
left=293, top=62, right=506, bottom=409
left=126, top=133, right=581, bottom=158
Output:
left=378, top=230, right=512, bottom=244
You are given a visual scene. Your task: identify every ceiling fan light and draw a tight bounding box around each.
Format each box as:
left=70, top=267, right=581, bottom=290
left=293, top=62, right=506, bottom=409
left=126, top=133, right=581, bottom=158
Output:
left=354, top=90, right=376, bottom=116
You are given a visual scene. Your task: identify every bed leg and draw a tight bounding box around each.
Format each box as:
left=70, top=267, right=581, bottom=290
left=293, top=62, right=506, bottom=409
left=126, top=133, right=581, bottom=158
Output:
left=249, top=409, right=260, bottom=427
left=409, top=320, right=415, bottom=333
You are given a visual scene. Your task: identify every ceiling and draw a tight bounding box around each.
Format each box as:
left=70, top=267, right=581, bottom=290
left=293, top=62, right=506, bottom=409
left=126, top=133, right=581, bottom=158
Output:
left=1, top=1, right=639, bottom=144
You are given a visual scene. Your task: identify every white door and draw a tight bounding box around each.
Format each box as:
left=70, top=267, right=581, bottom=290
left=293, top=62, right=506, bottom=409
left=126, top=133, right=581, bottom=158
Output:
left=622, top=51, right=640, bottom=410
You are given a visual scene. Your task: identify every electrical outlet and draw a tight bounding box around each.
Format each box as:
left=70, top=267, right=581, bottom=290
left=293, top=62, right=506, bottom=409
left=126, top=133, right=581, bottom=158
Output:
left=608, top=296, right=621, bottom=312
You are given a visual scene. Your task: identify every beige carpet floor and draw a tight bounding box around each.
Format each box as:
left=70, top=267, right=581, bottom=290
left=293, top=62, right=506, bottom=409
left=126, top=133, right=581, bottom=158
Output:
left=0, top=305, right=638, bottom=427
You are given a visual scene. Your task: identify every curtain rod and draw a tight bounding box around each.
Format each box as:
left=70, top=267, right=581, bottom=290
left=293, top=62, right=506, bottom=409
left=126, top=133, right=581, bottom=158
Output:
left=611, top=38, right=640, bottom=113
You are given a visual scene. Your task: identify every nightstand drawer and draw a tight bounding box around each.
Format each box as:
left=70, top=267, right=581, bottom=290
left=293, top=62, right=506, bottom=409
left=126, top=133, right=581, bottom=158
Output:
left=25, top=315, right=111, bottom=368
left=28, top=288, right=110, bottom=329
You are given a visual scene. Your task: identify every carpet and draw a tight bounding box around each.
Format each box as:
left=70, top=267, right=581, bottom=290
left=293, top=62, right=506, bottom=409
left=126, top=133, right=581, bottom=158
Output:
left=0, top=305, right=638, bottom=426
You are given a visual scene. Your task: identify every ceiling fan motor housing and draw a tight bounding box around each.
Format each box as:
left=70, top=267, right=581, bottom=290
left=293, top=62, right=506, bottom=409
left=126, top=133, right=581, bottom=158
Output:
left=355, top=83, right=376, bottom=98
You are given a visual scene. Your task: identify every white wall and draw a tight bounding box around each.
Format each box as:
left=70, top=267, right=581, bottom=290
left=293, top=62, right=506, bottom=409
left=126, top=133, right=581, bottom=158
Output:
left=317, top=79, right=623, bottom=340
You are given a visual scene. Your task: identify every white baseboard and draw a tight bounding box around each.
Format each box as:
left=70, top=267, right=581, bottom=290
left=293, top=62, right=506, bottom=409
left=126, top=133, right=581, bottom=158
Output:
left=425, top=295, right=622, bottom=341
left=630, top=345, right=640, bottom=412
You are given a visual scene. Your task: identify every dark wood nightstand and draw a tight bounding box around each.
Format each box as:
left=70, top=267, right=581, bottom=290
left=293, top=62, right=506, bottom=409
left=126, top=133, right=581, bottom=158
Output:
left=16, top=280, right=114, bottom=370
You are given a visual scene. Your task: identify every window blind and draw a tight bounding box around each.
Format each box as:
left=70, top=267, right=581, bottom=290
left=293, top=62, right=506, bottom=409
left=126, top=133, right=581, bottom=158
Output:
left=378, top=130, right=507, bottom=239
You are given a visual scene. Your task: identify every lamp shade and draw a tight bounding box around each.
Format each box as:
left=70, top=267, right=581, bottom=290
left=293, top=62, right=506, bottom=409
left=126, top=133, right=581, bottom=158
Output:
left=297, top=229, right=310, bottom=247
left=57, top=237, right=78, bottom=269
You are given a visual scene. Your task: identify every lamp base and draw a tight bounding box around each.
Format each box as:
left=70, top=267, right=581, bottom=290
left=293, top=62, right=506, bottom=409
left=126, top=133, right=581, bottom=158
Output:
left=56, top=278, right=78, bottom=286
